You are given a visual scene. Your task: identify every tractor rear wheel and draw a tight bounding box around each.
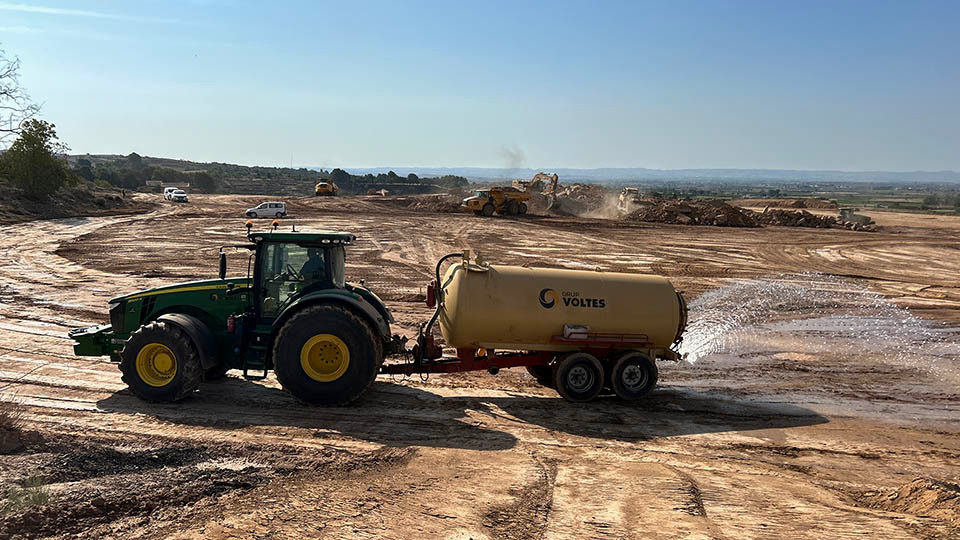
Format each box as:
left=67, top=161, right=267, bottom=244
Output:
left=481, top=203, right=495, bottom=217
left=611, top=352, right=658, bottom=400
left=553, top=352, right=604, bottom=402
left=273, top=304, right=379, bottom=406
left=120, top=321, right=202, bottom=402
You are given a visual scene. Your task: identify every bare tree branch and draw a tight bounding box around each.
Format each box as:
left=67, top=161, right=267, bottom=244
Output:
left=0, top=47, right=41, bottom=146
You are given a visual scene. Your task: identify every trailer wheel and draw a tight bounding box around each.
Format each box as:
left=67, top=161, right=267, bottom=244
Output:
left=611, top=352, right=658, bottom=400
left=120, top=321, right=202, bottom=402
left=506, top=200, right=519, bottom=215
left=273, top=304, right=379, bottom=406
left=525, top=365, right=554, bottom=388
left=553, top=352, right=604, bottom=402
left=518, top=202, right=528, bottom=215
left=481, top=203, right=495, bottom=217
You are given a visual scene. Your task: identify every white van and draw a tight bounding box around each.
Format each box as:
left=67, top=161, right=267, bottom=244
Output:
left=163, top=187, right=178, bottom=200
left=246, top=201, right=286, bottom=218
left=171, top=190, right=188, bottom=203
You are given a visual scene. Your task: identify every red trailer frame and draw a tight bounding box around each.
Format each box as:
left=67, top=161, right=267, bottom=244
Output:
left=380, top=332, right=656, bottom=376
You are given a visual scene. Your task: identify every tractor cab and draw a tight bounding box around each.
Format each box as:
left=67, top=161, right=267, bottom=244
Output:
left=240, top=231, right=353, bottom=319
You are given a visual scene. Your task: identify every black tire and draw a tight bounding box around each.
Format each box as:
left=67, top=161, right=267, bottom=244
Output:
left=506, top=200, right=519, bottom=215
left=553, top=352, right=604, bottom=402
left=518, top=202, right=528, bottom=215
left=275, top=212, right=283, bottom=218
left=273, top=304, right=379, bottom=406
left=120, top=321, right=202, bottom=402
left=525, top=365, right=554, bottom=388
left=204, top=364, right=230, bottom=381
left=611, top=352, right=658, bottom=400
left=249, top=211, right=258, bottom=218
left=481, top=203, right=495, bottom=217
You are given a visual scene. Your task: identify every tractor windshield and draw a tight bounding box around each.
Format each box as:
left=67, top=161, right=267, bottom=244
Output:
left=259, top=242, right=346, bottom=317
left=475, top=190, right=488, bottom=198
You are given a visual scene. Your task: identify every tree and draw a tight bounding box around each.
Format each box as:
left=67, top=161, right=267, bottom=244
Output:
left=191, top=171, right=217, bottom=193
left=1, top=48, right=40, bottom=146
left=330, top=168, right=350, bottom=184
left=407, top=173, right=419, bottom=182
left=126, top=152, right=144, bottom=169
left=0, top=119, right=71, bottom=198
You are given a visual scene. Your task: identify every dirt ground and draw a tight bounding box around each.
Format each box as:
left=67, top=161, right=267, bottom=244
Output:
left=1, top=193, right=959, bottom=539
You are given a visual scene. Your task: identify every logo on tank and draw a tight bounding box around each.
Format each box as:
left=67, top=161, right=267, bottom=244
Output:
left=539, top=288, right=558, bottom=308
left=538, top=288, right=606, bottom=309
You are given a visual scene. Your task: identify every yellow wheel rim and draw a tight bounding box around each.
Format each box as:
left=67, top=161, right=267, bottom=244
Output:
left=136, top=343, right=177, bottom=387
left=300, top=334, right=350, bottom=382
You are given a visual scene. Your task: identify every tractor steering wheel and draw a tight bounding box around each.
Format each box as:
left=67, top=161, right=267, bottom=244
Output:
left=285, top=264, right=303, bottom=281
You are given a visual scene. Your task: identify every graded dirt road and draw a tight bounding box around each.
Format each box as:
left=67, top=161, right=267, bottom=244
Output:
left=1, top=194, right=959, bottom=539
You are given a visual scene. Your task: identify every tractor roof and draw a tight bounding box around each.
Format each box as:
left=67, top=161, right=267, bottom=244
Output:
left=249, top=230, right=356, bottom=245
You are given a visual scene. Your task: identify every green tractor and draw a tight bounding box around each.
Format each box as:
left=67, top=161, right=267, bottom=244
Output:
left=70, top=228, right=401, bottom=405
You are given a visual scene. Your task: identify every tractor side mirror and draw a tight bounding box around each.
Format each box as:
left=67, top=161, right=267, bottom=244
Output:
left=218, top=252, right=227, bottom=280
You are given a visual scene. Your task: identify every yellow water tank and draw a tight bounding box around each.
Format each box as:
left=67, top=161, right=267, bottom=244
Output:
left=437, top=262, right=685, bottom=352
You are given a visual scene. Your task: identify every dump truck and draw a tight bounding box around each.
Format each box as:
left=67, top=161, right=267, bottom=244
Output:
left=461, top=187, right=531, bottom=216
left=70, top=226, right=687, bottom=404
left=315, top=181, right=339, bottom=196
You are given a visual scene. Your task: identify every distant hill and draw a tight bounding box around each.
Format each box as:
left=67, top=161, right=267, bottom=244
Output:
left=329, top=167, right=960, bottom=184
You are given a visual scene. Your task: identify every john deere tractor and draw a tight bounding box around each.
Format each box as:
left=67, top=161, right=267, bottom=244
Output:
left=70, top=227, right=400, bottom=405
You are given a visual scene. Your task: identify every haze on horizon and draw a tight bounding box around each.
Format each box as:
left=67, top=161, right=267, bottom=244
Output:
left=1, top=0, right=958, bottom=172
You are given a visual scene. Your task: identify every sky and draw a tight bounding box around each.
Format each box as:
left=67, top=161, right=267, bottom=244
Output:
left=0, top=0, right=958, bottom=171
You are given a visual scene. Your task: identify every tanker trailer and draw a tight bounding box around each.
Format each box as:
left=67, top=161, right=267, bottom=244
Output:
left=382, top=251, right=688, bottom=402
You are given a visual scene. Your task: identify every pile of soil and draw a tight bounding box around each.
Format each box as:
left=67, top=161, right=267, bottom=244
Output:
left=624, top=199, right=760, bottom=227
left=858, top=478, right=960, bottom=528
left=730, top=198, right=838, bottom=209
left=749, top=208, right=839, bottom=228
left=373, top=194, right=464, bottom=213
left=551, top=183, right=610, bottom=212
left=746, top=208, right=880, bottom=232
left=0, top=182, right=146, bottom=225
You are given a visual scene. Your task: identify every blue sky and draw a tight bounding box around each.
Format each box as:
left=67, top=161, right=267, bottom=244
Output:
left=1, top=1, right=958, bottom=170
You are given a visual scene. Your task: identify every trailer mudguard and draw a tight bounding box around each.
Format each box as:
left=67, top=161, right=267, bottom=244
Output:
left=156, top=313, right=219, bottom=369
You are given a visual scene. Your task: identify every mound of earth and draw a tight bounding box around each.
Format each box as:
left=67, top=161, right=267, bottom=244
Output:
left=858, top=478, right=960, bottom=527
left=730, top=198, right=838, bottom=209
left=749, top=208, right=838, bottom=228
left=552, top=183, right=610, bottom=212
left=0, top=182, right=146, bottom=225
left=624, top=199, right=760, bottom=227
left=373, top=194, right=464, bottom=213
left=745, top=208, right=879, bottom=231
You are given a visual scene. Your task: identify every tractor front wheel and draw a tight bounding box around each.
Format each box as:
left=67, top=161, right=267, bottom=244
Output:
left=120, top=321, right=202, bottom=402
left=481, top=203, right=495, bottom=217
left=273, top=304, right=379, bottom=406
